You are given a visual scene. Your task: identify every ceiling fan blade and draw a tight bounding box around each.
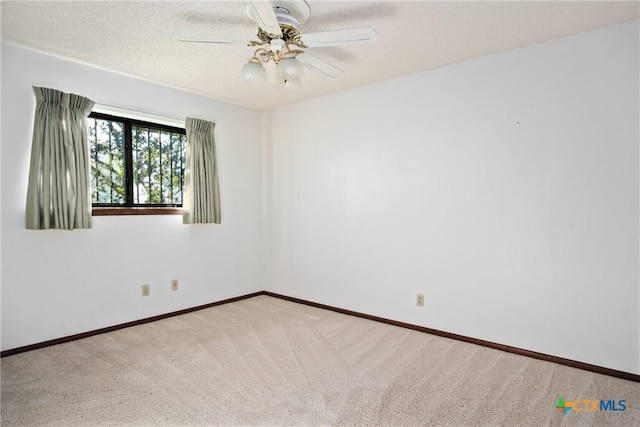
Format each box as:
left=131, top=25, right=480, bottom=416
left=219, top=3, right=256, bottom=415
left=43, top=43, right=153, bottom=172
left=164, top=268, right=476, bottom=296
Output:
left=296, top=53, right=344, bottom=79
left=301, top=27, right=377, bottom=47
left=247, top=0, right=282, bottom=37
left=175, top=36, right=242, bottom=44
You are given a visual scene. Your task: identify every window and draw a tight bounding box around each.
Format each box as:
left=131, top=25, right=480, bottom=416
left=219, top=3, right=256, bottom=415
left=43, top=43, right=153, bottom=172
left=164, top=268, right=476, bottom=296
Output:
left=88, top=112, right=186, bottom=215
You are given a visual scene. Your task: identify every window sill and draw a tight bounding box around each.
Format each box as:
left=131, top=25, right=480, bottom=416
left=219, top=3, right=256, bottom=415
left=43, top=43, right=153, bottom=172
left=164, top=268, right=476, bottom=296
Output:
left=92, top=207, right=183, bottom=216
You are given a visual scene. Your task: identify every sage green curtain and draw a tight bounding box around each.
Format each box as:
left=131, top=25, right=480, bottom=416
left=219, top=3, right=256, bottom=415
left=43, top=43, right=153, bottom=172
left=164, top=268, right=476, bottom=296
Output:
left=25, top=87, right=95, bottom=230
left=183, top=118, right=221, bottom=224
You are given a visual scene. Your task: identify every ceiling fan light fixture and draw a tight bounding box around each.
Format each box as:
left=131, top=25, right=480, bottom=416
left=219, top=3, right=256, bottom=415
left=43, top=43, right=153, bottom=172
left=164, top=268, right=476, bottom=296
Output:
left=270, top=38, right=286, bottom=52
left=179, top=1, right=377, bottom=89
left=239, top=59, right=267, bottom=82
left=275, top=57, right=305, bottom=79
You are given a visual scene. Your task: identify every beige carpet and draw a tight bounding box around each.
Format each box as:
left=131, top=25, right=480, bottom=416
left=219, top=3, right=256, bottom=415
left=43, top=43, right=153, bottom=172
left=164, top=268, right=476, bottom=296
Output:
left=1, top=295, right=639, bottom=426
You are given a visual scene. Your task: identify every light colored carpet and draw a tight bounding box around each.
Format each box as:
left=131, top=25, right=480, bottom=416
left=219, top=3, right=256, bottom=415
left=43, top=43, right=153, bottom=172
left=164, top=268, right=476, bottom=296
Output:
left=1, top=295, right=639, bottom=426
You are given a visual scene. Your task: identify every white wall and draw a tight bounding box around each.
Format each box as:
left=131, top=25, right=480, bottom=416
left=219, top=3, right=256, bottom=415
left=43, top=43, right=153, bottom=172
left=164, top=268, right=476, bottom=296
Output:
left=1, top=44, right=263, bottom=351
left=264, top=20, right=640, bottom=374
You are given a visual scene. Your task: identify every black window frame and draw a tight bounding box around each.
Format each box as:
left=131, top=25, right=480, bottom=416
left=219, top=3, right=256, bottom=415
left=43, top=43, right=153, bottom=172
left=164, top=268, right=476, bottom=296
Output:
left=88, top=112, right=186, bottom=214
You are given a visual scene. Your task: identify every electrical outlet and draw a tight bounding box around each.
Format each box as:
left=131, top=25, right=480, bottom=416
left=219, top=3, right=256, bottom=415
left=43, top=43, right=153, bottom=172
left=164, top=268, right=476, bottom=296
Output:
left=416, top=294, right=424, bottom=307
left=171, top=279, right=179, bottom=291
left=142, top=284, right=150, bottom=297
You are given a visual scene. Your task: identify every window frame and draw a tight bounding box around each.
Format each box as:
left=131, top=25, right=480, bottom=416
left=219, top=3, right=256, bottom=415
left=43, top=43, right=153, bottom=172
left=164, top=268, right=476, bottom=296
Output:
left=88, top=112, right=186, bottom=216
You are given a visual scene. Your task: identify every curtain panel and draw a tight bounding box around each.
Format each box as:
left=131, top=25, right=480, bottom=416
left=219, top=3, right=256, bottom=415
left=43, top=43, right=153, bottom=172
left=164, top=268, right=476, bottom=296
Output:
left=25, top=87, right=95, bottom=230
left=183, top=118, right=221, bottom=224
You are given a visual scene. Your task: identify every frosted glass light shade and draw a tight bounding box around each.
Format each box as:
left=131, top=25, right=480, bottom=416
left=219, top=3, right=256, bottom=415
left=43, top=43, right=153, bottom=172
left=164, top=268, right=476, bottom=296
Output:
left=276, top=76, right=302, bottom=90
left=239, top=61, right=267, bottom=82
left=276, top=58, right=304, bottom=79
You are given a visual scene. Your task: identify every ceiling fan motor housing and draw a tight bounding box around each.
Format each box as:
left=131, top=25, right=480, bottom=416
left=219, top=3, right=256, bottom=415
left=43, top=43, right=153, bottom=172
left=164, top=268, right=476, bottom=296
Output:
left=247, top=0, right=310, bottom=34
left=273, top=6, right=300, bottom=30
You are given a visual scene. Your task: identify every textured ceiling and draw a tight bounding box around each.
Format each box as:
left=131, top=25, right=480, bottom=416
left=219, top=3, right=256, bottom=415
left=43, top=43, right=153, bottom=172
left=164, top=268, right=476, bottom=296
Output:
left=2, top=1, right=639, bottom=111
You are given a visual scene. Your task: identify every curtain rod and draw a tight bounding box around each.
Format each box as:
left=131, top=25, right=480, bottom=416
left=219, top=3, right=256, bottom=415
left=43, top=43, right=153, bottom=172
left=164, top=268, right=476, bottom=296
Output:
left=93, top=103, right=185, bottom=126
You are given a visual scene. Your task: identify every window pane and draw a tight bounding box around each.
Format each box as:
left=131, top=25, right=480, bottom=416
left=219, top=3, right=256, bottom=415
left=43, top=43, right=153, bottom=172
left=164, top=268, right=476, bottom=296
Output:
left=89, top=118, right=125, bottom=204
left=132, top=125, right=184, bottom=205
left=169, top=133, right=185, bottom=205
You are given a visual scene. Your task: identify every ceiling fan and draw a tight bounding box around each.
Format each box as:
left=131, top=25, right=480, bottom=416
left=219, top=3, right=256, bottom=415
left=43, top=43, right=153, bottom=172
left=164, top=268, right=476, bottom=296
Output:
left=177, top=0, right=377, bottom=89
